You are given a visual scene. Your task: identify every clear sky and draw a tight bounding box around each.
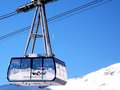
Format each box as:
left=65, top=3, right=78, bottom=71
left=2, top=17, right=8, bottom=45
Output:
left=0, top=0, right=120, bottom=85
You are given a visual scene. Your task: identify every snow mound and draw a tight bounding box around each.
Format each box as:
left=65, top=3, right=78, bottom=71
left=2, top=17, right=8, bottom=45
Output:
left=0, top=63, right=120, bottom=90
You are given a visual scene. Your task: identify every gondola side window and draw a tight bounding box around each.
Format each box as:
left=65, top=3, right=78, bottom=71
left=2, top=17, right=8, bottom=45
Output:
left=21, top=59, right=30, bottom=69
left=55, top=61, right=67, bottom=80
left=20, top=59, right=31, bottom=80
left=43, top=58, right=55, bottom=80
left=10, top=59, right=20, bottom=70
left=43, top=58, right=55, bottom=70
left=8, top=59, right=21, bottom=80
left=31, top=58, right=42, bottom=80
left=32, top=59, right=42, bottom=70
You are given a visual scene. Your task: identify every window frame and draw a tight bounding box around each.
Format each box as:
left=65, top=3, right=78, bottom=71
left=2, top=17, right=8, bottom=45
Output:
left=7, top=57, right=57, bottom=82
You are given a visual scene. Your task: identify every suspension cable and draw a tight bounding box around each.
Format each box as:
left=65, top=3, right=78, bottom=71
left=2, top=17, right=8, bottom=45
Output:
left=0, top=0, right=112, bottom=42
left=0, top=11, right=18, bottom=20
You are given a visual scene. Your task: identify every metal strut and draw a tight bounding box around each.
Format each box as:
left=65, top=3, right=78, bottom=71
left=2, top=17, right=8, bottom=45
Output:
left=40, top=3, right=53, bottom=56
left=24, top=0, right=54, bottom=57
left=24, top=6, right=38, bottom=55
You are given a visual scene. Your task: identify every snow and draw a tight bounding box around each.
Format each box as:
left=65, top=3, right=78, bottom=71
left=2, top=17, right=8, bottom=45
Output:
left=1, top=63, right=120, bottom=90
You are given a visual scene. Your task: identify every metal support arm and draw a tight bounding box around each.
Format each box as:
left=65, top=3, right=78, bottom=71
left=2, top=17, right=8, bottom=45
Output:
left=24, top=0, right=54, bottom=57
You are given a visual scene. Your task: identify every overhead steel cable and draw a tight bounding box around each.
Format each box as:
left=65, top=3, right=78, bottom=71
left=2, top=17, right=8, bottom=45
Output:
left=0, top=11, right=18, bottom=20
left=48, top=0, right=104, bottom=21
left=0, top=0, right=112, bottom=42
left=0, top=26, right=30, bottom=41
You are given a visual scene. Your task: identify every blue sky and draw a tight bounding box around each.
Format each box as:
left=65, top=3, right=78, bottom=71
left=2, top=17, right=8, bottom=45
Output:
left=0, top=0, right=120, bottom=85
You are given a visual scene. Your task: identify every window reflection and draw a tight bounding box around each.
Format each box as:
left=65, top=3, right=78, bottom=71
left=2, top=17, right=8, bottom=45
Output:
left=21, top=59, right=30, bottom=69
left=10, top=59, right=20, bottom=69
left=9, top=59, right=21, bottom=80
left=43, top=58, right=55, bottom=80
left=8, top=57, right=56, bottom=81
left=32, top=59, right=42, bottom=70
left=55, top=58, right=67, bottom=80
left=44, top=58, right=54, bottom=70
left=31, top=58, right=42, bottom=80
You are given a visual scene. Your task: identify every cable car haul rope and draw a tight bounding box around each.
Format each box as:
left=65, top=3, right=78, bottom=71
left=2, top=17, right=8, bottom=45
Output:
left=0, top=11, right=18, bottom=20
left=0, top=0, right=112, bottom=42
left=7, top=0, right=67, bottom=87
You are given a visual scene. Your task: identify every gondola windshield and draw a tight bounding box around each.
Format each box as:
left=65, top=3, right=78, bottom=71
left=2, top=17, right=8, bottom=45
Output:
left=8, top=57, right=56, bottom=81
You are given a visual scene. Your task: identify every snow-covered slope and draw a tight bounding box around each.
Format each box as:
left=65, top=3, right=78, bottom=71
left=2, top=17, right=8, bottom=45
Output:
left=0, top=63, right=120, bottom=90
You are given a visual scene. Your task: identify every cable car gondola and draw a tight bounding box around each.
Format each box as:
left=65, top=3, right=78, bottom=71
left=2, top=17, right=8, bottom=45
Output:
left=7, top=55, right=67, bottom=86
left=7, top=0, right=67, bottom=87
